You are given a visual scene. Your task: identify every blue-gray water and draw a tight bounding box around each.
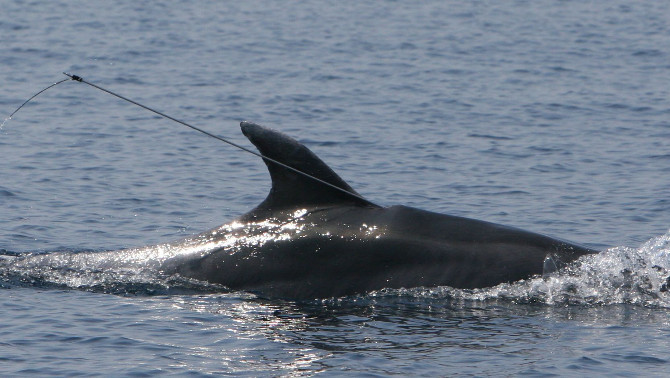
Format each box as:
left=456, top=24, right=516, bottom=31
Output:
left=1, top=1, right=669, bottom=376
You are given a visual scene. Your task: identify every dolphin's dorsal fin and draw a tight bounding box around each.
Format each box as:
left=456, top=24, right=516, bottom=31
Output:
left=240, top=121, right=377, bottom=213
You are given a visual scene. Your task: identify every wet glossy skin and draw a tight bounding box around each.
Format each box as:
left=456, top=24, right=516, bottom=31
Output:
left=161, top=204, right=595, bottom=299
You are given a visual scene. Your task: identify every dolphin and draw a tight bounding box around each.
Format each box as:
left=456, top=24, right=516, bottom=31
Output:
left=159, top=121, right=598, bottom=299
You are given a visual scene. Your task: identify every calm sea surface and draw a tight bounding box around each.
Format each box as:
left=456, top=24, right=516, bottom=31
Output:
left=1, top=1, right=669, bottom=376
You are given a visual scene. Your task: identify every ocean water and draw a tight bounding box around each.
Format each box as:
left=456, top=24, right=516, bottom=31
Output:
left=1, top=0, right=669, bottom=376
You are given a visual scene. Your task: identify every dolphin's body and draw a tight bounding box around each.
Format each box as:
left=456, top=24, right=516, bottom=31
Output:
left=160, top=122, right=598, bottom=299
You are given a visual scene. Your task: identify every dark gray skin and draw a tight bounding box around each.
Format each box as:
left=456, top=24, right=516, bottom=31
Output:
left=161, top=122, right=598, bottom=299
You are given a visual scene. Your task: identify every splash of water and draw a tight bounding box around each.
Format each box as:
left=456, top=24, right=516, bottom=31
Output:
left=0, top=116, right=11, bottom=130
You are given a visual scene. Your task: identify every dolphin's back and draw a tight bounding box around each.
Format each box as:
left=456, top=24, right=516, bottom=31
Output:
left=167, top=204, right=595, bottom=298
left=161, top=123, right=598, bottom=299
